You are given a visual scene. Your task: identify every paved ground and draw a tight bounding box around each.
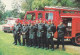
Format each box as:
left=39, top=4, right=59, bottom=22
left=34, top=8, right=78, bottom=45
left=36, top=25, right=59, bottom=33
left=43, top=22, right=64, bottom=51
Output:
left=54, top=43, right=80, bottom=55
left=65, top=45, right=80, bottom=55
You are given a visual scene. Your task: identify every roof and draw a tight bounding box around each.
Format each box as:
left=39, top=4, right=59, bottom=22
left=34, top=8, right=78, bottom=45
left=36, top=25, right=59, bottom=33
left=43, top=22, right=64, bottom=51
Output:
left=44, top=6, right=80, bottom=12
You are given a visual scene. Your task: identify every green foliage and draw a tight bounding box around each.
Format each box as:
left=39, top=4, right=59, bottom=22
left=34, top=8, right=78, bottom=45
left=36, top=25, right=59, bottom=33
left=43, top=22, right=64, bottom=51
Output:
left=0, top=11, right=3, bottom=20
left=21, top=0, right=34, bottom=11
left=2, top=10, right=12, bottom=19
left=60, top=0, right=76, bottom=7
left=21, top=0, right=78, bottom=11
left=76, top=0, right=80, bottom=8
left=51, top=0, right=58, bottom=6
left=11, top=0, right=21, bottom=18
left=21, top=2, right=28, bottom=12
left=32, top=0, right=52, bottom=10
left=11, top=9, right=19, bottom=18
left=0, top=0, right=5, bottom=12
left=27, top=14, right=32, bottom=20
left=19, top=13, right=25, bottom=19
left=0, top=0, right=5, bottom=21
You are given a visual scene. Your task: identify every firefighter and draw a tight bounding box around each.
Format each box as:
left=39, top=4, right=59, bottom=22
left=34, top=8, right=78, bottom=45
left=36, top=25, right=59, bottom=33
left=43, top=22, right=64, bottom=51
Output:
left=29, top=21, right=35, bottom=47
left=26, top=21, right=30, bottom=46
left=46, top=19, right=56, bottom=50
left=13, top=24, right=16, bottom=44
left=37, top=19, right=44, bottom=48
left=42, top=20, right=47, bottom=48
left=13, top=19, right=21, bottom=45
left=21, top=22, right=29, bottom=46
left=34, top=20, right=38, bottom=47
left=56, top=20, right=66, bottom=51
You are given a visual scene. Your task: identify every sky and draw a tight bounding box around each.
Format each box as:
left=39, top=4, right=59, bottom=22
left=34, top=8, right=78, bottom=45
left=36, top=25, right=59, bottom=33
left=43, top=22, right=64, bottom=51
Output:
left=1, top=0, right=22, bottom=11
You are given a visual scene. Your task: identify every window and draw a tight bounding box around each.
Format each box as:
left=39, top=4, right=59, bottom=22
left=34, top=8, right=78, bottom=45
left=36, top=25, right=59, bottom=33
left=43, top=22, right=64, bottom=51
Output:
left=7, top=20, right=15, bottom=24
left=63, top=11, right=74, bottom=13
left=27, top=14, right=32, bottom=20
left=38, top=13, right=42, bottom=19
left=45, top=13, right=53, bottom=20
left=27, top=13, right=35, bottom=20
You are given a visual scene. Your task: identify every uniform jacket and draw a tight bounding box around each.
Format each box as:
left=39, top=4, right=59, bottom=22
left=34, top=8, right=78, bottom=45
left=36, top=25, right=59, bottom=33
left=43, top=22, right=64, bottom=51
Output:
left=29, top=25, right=36, bottom=39
left=13, top=24, right=21, bottom=36
left=57, top=24, right=66, bottom=38
left=37, top=23, right=44, bottom=37
left=21, top=25, right=29, bottom=38
left=47, top=24, right=56, bottom=38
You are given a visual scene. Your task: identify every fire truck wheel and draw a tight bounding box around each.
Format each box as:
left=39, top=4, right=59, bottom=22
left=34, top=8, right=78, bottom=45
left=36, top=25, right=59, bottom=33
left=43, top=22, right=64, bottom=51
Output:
left=71, top=36, right=80, bottom=46
left=75, top=35, right=80, bottom=46
left=4, top=31, right=7, bottom=33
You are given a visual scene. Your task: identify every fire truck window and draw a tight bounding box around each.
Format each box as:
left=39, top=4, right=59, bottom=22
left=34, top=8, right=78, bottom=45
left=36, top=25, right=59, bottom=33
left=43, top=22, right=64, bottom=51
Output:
left=63, top=11, right=74, bottom=13
left=45, top=13, right=53, bottom=20
left=38, top=13, right=42, bottom=19
left=7, top=20, right=15, bottom=24
left=27, top=13, right=35, bottom=20
left=62, top=18, right=72, bottom=36
left=27, top=14, right=32, bottom=20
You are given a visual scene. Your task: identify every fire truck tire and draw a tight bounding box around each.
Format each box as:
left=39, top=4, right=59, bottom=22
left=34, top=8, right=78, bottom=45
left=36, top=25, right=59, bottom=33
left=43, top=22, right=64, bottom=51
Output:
left=4, top=31, right=7, bottom=33
left=71, top=36, right=80, bottom=46
left=75, top=35, right=80, bottom=46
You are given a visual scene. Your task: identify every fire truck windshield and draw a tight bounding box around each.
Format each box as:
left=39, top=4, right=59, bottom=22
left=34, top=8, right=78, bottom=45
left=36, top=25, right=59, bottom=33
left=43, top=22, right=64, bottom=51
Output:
left=45, top=13, right=53, bottom=20
left=7, top=20, right=15, bottom=24
left=27, top=13, right=35, bottom=20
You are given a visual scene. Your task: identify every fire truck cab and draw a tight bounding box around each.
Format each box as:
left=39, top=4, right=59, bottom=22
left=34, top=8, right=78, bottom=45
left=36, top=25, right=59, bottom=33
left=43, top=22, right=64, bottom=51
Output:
left=24, top=6, right=80, bottom=46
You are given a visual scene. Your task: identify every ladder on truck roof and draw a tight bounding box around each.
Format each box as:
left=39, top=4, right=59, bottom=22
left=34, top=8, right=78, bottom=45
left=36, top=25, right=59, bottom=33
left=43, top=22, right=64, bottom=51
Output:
left=44, top=6, right=80, bottom=13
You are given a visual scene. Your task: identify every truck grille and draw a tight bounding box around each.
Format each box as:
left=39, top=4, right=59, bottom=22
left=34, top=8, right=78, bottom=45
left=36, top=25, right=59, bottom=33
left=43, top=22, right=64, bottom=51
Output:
left=4, top=27, right=10, bottom=30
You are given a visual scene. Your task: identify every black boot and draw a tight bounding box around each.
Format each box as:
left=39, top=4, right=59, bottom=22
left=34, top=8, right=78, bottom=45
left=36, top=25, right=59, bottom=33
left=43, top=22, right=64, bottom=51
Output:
left=51, top=48, right=54, bottom=51
left=62, top=47, right=65, bottom=51
left=56, top=46, right=59, bottom=49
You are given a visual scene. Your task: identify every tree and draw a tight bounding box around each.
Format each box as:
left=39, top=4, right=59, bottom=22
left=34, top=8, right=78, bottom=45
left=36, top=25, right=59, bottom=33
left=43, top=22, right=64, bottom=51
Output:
left=32, top=0, right=77, bottom=10
left=21, top=0, right=34, bottom=12
left=2, top=10, right=12, bottom=19
left=19, top=13, right=25, bottom=19
left=0, top=0, right=5, bottom=21
left=21, top=0, right=79, bottom=11
left=0, top=0, right=5, bottom=12
left=0, top=10, right=3, bottom=21
left=11, top=0, right=20, bottom=17
left=60, top=0, right=76, bottom=7
left=51, top=0, right=77, bottom=7
left=32, top=0, right=52, bottom=10
left=75, top=0, right=80, bottom=8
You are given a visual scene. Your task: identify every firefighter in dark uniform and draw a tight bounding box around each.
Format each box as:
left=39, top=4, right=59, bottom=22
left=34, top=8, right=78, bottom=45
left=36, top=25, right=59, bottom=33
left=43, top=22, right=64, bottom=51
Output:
left=26, top=21, right=30, bottom=46
left=42, top=20, right=47, bottom=48
left=13, top=24, right=16, bottom=44
left=34, top=20, right=38, bottom=47
left=37, top=19, right=44, bottom=48
left=46, top=19, right=56, bottom=50
left=56, top=21, right=66, bottom=51
left=21, top=22, right=29, bottom=46
left=29, top=21, right=36, bottom=47
left=13, top=19, right=21, bottom=45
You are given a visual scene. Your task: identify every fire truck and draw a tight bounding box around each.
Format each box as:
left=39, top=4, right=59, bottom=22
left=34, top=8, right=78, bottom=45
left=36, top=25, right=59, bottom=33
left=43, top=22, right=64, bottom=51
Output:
left=3, top=18, right=20, bottom=32
left=23, top=6, right=80, bottom=46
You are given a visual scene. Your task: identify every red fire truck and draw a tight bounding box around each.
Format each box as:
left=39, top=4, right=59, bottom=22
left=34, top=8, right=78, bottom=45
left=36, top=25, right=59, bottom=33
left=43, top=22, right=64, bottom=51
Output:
left=23, top=6, right=80, bottom=46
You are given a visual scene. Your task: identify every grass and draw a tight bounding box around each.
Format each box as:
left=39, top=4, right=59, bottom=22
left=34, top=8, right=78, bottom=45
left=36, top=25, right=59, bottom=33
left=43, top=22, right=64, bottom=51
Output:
left=0, top=31, right=76, bottom=55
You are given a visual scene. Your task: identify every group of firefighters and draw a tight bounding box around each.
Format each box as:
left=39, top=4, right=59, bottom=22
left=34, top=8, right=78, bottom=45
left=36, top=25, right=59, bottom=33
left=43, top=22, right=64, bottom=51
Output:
left=13, top=19, right=66, bottom=51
